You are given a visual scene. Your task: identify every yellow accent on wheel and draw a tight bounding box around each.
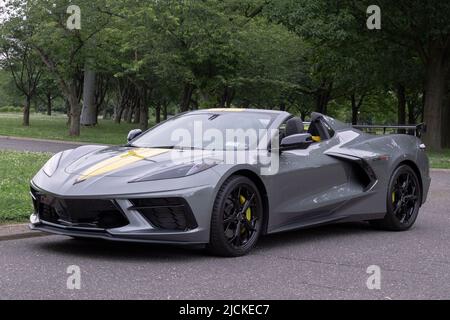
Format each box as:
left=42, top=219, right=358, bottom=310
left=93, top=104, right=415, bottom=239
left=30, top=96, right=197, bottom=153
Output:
left=239, top=195, right=252, bottom=221
left=392, top=191, right=395, bottom=203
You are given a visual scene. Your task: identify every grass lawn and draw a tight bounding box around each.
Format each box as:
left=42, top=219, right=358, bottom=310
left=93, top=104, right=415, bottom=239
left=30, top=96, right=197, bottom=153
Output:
left=0, top=150, right=51, bottom=224
left=428, top=149, right=450, bottom=169
left=0, top=112, right=145, bottom=145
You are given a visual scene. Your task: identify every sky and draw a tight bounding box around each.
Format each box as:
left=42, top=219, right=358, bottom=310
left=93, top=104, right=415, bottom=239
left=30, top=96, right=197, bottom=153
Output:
left=0, top=1, right=8, bottom=23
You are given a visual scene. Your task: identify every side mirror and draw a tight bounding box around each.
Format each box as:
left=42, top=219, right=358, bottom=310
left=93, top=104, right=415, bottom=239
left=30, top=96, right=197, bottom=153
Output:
left=127, top=129, right=143, bottom=143
left=280, top=133, right=313, bottom=151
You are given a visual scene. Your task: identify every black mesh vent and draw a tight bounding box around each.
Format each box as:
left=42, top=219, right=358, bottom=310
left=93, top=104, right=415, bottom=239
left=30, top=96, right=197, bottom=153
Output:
left=32, top=189, right=128, bottom=229
left=129, top=198, right=197, bottom=231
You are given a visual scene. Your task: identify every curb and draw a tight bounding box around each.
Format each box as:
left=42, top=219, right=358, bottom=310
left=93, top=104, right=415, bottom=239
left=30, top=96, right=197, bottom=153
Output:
left=0, top=135, right=110, bottom=146
left=0, top=223, right=48, bottom=241
left=430, top=168, right=450, bottom=172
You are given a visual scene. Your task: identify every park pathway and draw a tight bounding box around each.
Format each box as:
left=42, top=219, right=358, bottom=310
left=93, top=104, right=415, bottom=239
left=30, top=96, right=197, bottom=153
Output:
left=0, top=136, right=101, bottom=153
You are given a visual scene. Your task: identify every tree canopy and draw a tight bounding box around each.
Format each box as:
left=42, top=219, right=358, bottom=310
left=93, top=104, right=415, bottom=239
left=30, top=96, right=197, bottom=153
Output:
left=0, top=0, right=449, bottom=149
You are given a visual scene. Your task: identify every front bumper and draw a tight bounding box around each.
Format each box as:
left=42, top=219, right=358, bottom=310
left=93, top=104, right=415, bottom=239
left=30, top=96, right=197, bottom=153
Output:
left=29, top=182, right=215, bottom=244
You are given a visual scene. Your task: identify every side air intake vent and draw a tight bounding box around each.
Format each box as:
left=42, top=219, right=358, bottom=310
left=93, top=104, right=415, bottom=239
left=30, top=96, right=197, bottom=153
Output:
left=326, top=152, right=377, bottom=191
left=129, top=198, right=198, bottom=231
left=32, top=190, right=129, bottom=229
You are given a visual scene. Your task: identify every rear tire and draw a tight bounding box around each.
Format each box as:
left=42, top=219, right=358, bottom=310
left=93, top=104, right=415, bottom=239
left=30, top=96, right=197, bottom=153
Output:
left=207, top=176, right=263, bottom=257
left=370, top=165, right=421, bottom=231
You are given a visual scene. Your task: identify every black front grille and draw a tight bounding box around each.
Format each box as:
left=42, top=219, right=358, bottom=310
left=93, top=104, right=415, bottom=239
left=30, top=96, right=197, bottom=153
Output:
left=129, top=198, right=197, bottom=231
left=32, top=187, right=128, bottom=229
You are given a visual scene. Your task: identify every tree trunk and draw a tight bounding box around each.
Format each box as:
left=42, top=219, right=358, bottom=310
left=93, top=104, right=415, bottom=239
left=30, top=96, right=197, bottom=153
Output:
left=443, top=87, right=450, bottom=148
left=407, top=100, right=416, bottom=125
left=420, top=91, right=425, bottom=123
left=140, top=96, right=149, bottom=131
left=68, top=83, right=81, bottom=136
left=180, top=83, right=194, bottom=112
left=132, top=95, right=140, bottom=124
left=315, top=82, right=332, bottom=114
left=226, top=88, right=235, bottom=108
left=163, top=102, right=168, bottom=120
left=46, top=93, right=52, bottom=116
left=23, top=95, right=31, bottom=126
left=155, top=104, right=161, bottom=123
left=65, top=99, right=70, bottom=125
left=351, top=94, right=358, bottom=125
left=219, top=86, right=233, bottom=108
left=423, top=47, right=449, bottom=150
left=351, top=93, right=365, bottom=125
left=396, top=84, right=406, bottom=133
left=80, top=69, right=97, bottom=126
left=114, top=83, right=128, bottom=124
left=126, top=105, right=134, bottom=123
left=133, top=103, right=141, bottom=124
left=103, top=108, right=110, bottom=120
left=115, top=106, right=124, bottom=124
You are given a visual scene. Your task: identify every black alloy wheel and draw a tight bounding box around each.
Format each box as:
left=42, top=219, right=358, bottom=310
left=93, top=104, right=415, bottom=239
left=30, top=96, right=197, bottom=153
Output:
left=208, top=176, right=263, bottom=257
left=370, top=165, right=421, bottom=231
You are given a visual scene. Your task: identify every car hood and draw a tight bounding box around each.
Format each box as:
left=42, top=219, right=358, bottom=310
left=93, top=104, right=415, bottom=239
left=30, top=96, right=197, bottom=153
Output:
left=63, top=146, right=217, bottom=181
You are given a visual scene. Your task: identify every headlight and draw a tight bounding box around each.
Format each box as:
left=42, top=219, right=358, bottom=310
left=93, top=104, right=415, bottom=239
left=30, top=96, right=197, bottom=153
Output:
left=42, top=152, right=63, bottom=177
left=129, top=161, right=217, bottom=183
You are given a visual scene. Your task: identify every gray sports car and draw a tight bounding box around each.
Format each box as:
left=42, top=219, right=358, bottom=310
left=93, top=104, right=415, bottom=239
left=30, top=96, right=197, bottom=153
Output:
left=29, top=109, right=430, bottom=256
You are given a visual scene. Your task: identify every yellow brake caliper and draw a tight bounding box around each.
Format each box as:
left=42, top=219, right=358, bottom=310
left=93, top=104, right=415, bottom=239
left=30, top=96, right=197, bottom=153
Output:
left=392, top=191, right=396, bottom=203
left=240, top=195, right=252, bottom=221
left=239, top=195, right=252, bottom=234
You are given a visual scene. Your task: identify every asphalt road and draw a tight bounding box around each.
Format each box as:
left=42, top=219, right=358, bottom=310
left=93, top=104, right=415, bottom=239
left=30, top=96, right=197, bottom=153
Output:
left=0, top=171, right=449, bottom=300
left=0, top=136, right=90, bottom=153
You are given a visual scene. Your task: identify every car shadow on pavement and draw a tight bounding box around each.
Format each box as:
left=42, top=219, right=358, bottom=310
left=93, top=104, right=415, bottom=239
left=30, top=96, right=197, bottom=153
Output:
left=35, top=222, right=378, bottom=260
left=36, top=238, right=207, bottom=262
left=258, top=221, right=376, bottom=250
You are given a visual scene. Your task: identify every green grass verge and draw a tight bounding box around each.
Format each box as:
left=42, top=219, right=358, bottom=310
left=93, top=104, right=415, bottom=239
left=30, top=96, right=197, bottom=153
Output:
left=0, top=150, right=51, bottom=224
left=0, top=113, right=145, bottom=145
left=428, top=149, right=450, bottom=169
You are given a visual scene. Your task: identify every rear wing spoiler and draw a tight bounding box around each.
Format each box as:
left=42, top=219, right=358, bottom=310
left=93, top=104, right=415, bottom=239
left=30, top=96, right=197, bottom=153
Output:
left=352, top=123, right=426, bottom=138
left=302, top=122, right=426, bottom=138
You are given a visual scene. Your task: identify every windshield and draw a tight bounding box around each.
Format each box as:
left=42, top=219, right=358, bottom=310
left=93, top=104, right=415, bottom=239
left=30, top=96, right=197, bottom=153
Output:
left=131, top=112, right=277, bottom=150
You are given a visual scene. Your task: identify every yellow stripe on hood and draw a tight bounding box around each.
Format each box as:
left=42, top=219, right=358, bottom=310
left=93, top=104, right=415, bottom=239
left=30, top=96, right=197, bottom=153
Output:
left=76, top=148, right=169, bottom=183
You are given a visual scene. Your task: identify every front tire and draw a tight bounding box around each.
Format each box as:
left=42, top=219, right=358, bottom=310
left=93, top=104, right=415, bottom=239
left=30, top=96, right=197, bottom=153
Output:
left=207, top=176, right=263, bottom=257
left=370, top=164, right=421, bottom=231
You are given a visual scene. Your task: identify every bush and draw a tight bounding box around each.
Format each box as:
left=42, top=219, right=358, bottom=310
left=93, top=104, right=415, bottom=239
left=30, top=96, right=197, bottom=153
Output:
left=0, top=106, right=22, bottom=113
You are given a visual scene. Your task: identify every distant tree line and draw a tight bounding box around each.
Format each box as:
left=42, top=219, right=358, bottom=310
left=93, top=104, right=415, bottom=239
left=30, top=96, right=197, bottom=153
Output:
left=0, top=0, right=449, bottom=150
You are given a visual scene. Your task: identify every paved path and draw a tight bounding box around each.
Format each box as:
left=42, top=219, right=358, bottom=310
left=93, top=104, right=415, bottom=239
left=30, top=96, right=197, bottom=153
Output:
left=0, top=136, right=94, bottom=153
left=0, top=171, right=449, bottom=299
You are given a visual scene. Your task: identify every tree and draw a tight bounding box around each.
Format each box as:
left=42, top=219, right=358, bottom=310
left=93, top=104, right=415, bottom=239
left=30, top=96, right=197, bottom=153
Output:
left=2, top=0, right=113, bottom=136
left=345, top=0, right=450, bottom=149
left=36, top=71, right=60, bottom=116
left=0, top=12, right=42, bottom=126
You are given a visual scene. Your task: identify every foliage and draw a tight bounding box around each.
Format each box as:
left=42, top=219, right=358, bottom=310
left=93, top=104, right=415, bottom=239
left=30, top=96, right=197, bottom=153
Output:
left=0, top=150, right=51, bottom=223
left=0, top=0, right=449, bottom=147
